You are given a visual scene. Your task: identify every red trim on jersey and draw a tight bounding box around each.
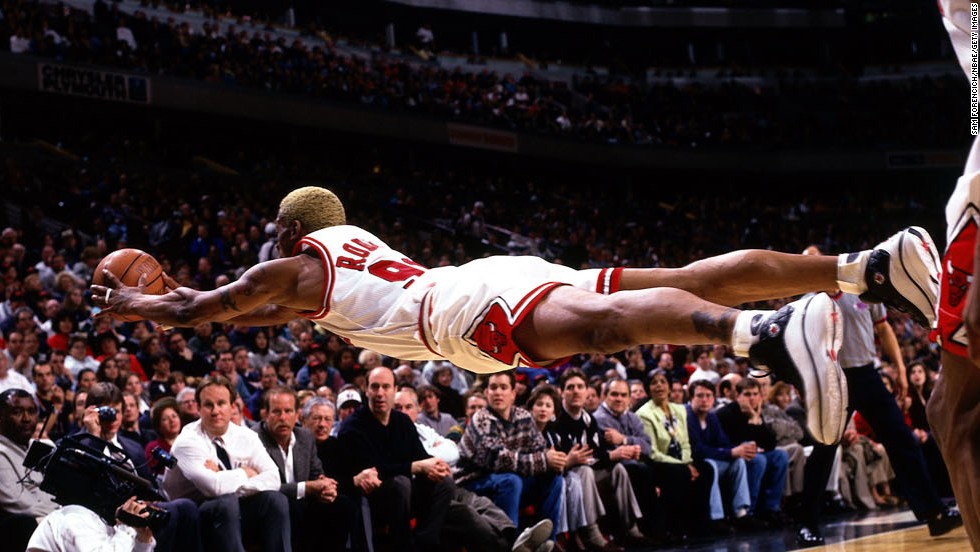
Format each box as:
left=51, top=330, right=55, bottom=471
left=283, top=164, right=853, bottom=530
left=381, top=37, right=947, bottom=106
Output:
left=511, top=282, right=565, bottom=366
left=417, top=289, right=441, bottom=358
left=295, top=237, right=334, bottom=320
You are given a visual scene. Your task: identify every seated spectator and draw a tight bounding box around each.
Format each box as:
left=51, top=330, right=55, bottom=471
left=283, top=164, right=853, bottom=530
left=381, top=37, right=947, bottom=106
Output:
left=715, top=378, right=790, bottom=527
left=395, top=363, right=424, bottom=389
left=96, top=357, right=126, bottom=389
left=685, top=380, right=762, bottom=534
left=187, top=322, right=216, bottom=358
left=456, top=371, right=563, bottom=543
left=429, top=363, right=465, bottom=419
left=255, top=386, right=355, bottom=552
left=74, top=368, right=96, bottom=394
left=212, top=350, right=252, bottom=403
left=175, top=385, right=201, bottom=428
left=334, top=387, right=363, bottom=435
left=5, top=330, right=36, bottom=380
left=124, top=373, right=150, bottom=415
left=463, top=390, right=487, bottom=426
left=905, top=361, right=953, bottom=498
left=47, top=350, right=72, bottom=393
left=628, top=379, right=647, bottom=412
left=337, top=367, right=453, bottom=551
left=145, top=397, right=182, bottom=477
left=417, top=384, right=459, bottom=436
left=163, top=376, right=290, bottom=552
left=592, top=378, right=661, bottom=540
left=554, top=368, right=646, bottom=548
left=584, top=382, right=602, bottom=413
left=636, top=368, right=713, bottom=543
left=838, top=414, right=897, bottom=510
left=582, top=352, right=626, bottom=381
left=528, top=384, right=621, bottom=551
left=232, top=394, right=259, bottom=431
left=64, top=334, right=98, bottom=379
left=120, top=390, right=157, bottom=448
left=762, top=380, right=806, bottom=501
left=44, top=310, right=75, bottom=353
left=422, top=360, right=471, bottom=396
left=687, top=347, right=721, bottom=387
left=31, top=362, right=69, bottom=440
left=247, top=365, right=280, bottom=419
left=166, top=331, right=212, bottom=379
left=394, top=386, right=553, bottom=552
left=668, top=380, right=687, bottom=405
left=0, top=389, right=58, bottom=550
left=529, top=385, right=592, bottom=542
left=248, top=329, right=280, bottom=374
left=715, top=373, right=741, bottom=410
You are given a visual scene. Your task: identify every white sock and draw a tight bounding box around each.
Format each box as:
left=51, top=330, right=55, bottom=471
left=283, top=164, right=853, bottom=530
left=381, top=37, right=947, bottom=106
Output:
left=732, top=310, right=769, bottom=358
left=836, top=251, right=869, bottom=295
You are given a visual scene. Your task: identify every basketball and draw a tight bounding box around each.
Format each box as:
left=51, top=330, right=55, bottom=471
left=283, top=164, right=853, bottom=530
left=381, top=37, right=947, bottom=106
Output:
left=93, top=248, right=166, bottom=295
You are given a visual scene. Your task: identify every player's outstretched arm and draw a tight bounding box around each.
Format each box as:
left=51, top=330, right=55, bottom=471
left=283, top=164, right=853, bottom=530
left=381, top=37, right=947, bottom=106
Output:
left=92, top=255, right=324, bottom=327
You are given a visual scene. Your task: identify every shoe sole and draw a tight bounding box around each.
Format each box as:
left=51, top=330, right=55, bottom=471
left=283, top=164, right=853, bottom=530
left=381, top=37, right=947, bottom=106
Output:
left=895, top=226, right=941, bottom=327
left=514, top=519, right=553, bottom=552
left=790, top=294, right=847, bottom=445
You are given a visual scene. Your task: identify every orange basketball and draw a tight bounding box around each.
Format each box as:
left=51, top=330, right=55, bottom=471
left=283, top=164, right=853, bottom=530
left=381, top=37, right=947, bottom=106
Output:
left=93, top=248, right=165, bottom=295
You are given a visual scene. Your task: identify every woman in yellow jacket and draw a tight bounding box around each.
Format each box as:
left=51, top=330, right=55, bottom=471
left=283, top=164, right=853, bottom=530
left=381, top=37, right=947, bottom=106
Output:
left=637, top=368, right=714, bottom=543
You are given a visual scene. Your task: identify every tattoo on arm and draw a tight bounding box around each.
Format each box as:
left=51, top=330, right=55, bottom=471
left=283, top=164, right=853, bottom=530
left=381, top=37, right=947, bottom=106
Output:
left=219, top=289, right=242, bottom=313
left=691, top=308, right=738, bottom=341
left=241, top=270, right=261, bottom=297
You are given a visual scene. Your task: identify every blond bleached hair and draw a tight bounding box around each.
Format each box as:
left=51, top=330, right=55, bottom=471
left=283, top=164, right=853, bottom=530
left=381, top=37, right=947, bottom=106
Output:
left=279, top=186, right=346, bottom=231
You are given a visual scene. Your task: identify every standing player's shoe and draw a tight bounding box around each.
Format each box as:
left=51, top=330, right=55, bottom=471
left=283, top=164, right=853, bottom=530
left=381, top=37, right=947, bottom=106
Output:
left=748, top=294, right=847, bottom=445
left=838, top=227, right=941, bottom=327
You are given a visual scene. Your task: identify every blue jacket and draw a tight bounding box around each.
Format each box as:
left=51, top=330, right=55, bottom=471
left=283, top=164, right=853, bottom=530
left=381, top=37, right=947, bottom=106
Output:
left=685, top=404, right=734, bottom=462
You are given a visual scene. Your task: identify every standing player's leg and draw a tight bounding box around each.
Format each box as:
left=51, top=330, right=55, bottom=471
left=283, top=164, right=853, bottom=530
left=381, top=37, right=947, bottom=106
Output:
left=928, top=351, right=980, bottom=543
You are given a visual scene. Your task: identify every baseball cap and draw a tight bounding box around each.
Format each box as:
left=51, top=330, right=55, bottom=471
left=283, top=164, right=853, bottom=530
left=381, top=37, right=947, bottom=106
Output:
left=337, top=389, right=362, bottom=407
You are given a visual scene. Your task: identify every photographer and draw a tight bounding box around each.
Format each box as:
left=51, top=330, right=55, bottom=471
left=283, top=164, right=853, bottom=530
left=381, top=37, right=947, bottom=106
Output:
left=76, top=382, right=202, bottom=552
left=27, top=496, right=155, bottom=552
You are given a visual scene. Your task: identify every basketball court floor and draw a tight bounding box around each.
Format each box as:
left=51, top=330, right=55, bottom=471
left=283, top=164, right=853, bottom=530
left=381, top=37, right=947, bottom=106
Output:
left=625, top=508, right=969, bottom=551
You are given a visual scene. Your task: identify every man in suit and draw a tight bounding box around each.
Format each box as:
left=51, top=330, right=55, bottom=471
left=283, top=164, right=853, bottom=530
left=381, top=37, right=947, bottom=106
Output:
left=255, top=385, right=356, bottom=551
left=77, top=382, right=202, bottom=552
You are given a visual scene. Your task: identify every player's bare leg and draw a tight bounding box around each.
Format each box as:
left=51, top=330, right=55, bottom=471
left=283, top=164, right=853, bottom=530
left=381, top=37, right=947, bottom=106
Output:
left=928, top=351, right=980, bottom=546
left=515, top=285, right=846, bottom=444
left=618, top=226, right=940, bottom=327
left=618, top=250, right=837, bottom=306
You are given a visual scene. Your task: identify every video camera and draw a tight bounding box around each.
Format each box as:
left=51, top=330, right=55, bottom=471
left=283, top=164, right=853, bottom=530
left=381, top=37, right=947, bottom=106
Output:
left=23, top=434, right=171, bottom=530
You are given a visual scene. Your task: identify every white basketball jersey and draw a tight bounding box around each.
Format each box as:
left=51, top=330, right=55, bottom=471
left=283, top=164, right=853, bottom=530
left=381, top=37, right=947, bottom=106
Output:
left=296, top=225, right=435, bottom=360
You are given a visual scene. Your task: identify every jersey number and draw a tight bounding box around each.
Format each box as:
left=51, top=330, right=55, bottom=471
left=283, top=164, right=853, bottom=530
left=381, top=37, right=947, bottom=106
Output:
left=368, top=259, right=425, bottom=288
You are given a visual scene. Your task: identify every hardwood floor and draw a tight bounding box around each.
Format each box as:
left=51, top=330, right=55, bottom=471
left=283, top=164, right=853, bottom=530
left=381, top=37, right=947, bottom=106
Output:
left=623, top=507, right=969, bottom=552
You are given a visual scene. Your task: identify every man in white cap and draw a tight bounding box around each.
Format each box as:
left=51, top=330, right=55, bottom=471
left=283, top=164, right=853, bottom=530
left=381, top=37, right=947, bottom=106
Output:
left=332, top=387, right=362, bottom=437
left=258, top=222, right=279, bottom=263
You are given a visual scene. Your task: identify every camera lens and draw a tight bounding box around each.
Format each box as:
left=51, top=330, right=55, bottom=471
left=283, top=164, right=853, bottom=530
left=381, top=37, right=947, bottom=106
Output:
left=151, top=446, right=178, bottom=469
left=97, top=406, right=117, bottom=423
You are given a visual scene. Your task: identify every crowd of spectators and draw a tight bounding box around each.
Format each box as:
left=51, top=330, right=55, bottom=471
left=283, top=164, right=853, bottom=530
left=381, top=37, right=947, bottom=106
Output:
left=0, top=0, right=970, bottom=149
